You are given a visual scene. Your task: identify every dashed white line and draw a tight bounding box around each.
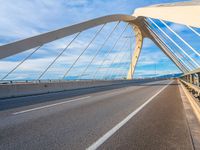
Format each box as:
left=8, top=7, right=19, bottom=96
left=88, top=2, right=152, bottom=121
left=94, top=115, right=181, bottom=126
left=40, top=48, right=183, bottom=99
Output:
left=12, top=96, right=91, bottom=115
left=87, top=80, right=173, bottom=150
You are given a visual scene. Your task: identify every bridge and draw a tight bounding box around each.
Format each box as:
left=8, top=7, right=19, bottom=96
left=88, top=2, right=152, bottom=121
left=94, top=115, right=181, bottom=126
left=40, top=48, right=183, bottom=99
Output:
left=0, top=1, right=200, bottom=150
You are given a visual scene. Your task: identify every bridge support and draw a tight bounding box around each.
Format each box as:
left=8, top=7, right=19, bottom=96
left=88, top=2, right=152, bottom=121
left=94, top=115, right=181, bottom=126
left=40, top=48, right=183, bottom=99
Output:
left=1, top=1, right=200, bottom=80
left=127, top=25, right=143, bottom=80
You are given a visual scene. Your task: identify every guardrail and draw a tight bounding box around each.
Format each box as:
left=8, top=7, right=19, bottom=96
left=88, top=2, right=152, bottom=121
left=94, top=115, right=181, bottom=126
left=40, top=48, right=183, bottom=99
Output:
left=179, top=68, right=200, bottom=100
left=0, top=78, right=165, bottom=99
left=0, top=77, right=168, bottom=85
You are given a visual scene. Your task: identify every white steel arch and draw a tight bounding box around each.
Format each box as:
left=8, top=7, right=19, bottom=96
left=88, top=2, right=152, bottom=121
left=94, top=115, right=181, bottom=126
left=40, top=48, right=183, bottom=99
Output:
left=0, top=1, right=200, bottom=80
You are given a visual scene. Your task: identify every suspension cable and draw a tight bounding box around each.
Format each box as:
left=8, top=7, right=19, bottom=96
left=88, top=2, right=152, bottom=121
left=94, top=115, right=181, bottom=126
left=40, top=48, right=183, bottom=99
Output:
left=93, top=23, right=129, bottom=79
left=187, top=25, right=200, bottom=37
left=145, top=23, right=191, bottom=72
left=78, top=21, right=120, bottom=79
left=155, top=28, right=195, bottom=70
left=115, top=55, right=128, bottom=79
left=112, top=52, right=130, bottom=80
left=120, top=54, right=132, bottom=79
left=1, top=45, right=42, bottom=81
left=160, top=20, right=200, bottom=57
left=146, top=21, right=196, bottom=70
left=101, top=39, right=128, bottom=79
left=62, top=24, right=105, bottom=80
left=107, top=44, right=129, bottom=79
left=102, top=25, right=134, bottom=80
left=108, top=45, right=129, bottom=79
left=145, top=21, right=193, bottom=71
left=167, top=41, right=196, bottom=70
left=148, top=18, right=200, bottom=68
left=37, top=32, right=81, bottom=80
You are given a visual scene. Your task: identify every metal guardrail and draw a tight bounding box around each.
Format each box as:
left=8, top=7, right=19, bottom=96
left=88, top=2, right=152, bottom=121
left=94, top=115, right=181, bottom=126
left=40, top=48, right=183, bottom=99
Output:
left=0, top=77, right=169, bottom=85
left=180, top=70, right=200, bottom=100
left=0, top=79, right=70, bottom=85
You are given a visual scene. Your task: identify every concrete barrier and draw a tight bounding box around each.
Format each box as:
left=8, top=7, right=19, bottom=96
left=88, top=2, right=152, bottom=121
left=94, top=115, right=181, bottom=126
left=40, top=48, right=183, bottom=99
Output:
left=0, top=79, right=162, bottom=99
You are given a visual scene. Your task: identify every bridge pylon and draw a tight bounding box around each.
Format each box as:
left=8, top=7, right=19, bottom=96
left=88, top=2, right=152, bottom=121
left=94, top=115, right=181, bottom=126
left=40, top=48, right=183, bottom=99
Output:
left=127, top=24, right=143, bottom=80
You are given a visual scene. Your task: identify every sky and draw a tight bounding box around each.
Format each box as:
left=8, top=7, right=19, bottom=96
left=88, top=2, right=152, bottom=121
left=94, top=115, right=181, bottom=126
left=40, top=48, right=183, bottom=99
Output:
left=0, top=0, right=199, bottom=80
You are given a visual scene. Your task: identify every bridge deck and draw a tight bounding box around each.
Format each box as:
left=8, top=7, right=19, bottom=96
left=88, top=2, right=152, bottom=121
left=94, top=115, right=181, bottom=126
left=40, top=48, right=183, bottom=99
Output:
left=0, top=80, right=194, bottom=150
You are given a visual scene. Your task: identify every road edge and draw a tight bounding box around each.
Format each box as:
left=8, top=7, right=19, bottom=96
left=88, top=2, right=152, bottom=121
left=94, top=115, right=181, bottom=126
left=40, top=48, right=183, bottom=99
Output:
left=178, top=80, right=200, bottom=150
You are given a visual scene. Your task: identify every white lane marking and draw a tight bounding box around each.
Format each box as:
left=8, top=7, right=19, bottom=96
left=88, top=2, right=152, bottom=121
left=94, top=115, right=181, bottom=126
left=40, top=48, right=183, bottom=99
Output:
left=87, top=80, right=173, bottom=150
left=10, top=81, right=156, bottom=115
left=12, top=87, right=136, bottom=115
left=0, top=80, right=164, bottom=103
left=12, top=96, right=91, bottom=115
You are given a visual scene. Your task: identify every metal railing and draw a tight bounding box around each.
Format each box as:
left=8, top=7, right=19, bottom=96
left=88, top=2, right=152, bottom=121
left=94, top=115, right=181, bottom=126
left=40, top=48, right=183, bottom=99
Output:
left=180, top=68, right=200, bottom=100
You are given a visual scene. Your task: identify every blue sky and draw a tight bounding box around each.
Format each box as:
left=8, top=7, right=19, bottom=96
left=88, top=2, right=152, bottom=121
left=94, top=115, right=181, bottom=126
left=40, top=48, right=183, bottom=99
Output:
left=0, top=0, right=199, bottom=80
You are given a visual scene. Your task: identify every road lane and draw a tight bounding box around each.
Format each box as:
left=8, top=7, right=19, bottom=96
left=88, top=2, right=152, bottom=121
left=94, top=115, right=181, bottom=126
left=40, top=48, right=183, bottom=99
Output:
left=0, top=79, right=166, bottom=112
left=0, top=80, right=193, bottom=150
left=0, top=80, right=168, bottom=128
left=87, top=81, right=172, bottom=150
left=100, top=80, right=193, bottom=150
left=12, top=96, right=91, bottom=115
left=0, top=80, right=166, bottom=117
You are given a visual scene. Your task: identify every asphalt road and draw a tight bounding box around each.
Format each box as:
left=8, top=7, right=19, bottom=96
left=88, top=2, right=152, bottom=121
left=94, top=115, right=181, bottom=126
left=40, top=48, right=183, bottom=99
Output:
left=0, top=80, right=194, bottom=150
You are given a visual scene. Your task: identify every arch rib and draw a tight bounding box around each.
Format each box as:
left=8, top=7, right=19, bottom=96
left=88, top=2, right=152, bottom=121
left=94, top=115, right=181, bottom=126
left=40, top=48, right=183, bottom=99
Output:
left=1, top=7, right=198, bottom=80
left=0, top=15, right=135, bottom=59
left=127, top=24, right=143, bottom=79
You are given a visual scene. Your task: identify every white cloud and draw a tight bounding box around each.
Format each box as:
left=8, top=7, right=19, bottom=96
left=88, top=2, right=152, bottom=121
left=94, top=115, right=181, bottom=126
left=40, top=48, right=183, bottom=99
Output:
left=65, top=0, right=89, bottom=7
left=0, top=0, right=184, bottom=80
left=170, top=23, right=186, bottom=33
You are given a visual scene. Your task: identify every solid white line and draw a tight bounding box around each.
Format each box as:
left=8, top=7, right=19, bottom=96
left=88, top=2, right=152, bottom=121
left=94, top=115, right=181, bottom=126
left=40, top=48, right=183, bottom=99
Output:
left=11, top=81, right=155, bottom=115
left=12, top=96, right=91, bottom=115
left=87, top=80, right=173, bottom=150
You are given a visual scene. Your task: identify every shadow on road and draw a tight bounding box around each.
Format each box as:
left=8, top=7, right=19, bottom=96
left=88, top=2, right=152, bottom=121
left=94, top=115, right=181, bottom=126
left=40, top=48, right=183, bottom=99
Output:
left=0, top=80, right=177, bottom=111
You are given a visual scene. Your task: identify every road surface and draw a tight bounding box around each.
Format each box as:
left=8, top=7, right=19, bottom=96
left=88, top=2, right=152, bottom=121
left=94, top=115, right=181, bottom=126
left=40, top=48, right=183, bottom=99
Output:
left=0, top=80, right=193, bottom=150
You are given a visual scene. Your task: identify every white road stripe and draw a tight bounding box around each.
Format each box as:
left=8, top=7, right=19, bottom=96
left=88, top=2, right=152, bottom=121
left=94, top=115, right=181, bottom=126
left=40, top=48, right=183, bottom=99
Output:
left=12, top=96, right=91, bottom=115
left=12, top=87, right=136, bottom=115
left=87, top=80, right=173, bottom=150
left=11, top=85, right=143, bottom=115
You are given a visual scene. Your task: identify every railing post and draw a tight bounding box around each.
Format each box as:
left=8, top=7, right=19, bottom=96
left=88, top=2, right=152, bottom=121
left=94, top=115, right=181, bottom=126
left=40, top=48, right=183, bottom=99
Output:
left=197, top=73, right=200, bottom=87
left=190, top=74, right=194, bottom=84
